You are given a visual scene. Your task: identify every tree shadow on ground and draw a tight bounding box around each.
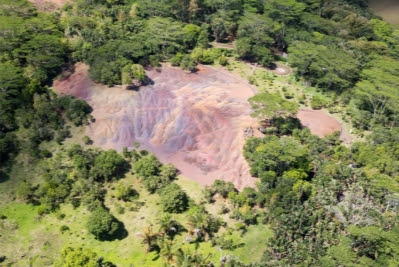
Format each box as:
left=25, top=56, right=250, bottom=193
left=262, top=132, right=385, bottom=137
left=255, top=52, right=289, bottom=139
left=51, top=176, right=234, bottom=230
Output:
left=126, top=77, right=155, bottom=91
left=0, top=170, right=9, bottom=183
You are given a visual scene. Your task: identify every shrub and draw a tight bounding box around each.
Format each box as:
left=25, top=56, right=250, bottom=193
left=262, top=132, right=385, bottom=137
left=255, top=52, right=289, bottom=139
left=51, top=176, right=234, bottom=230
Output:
left=212, top=180, right=237, bottom=198
left=60, top=225, right=70, bottom=233
left=170, top=53, right=184, bottom=66
left=115, top=181, right=137, bottom=201
left=82, top=136, right=92, bottom=145
left=180, top=55, right=197, bottom=72
left=133, top=154, right=161, bottom=178
left=159, top=184, right=189, bottom=213
left=91, top=150, right=126, bottom=181
left=311, top=95, right=328, bottom=109
left=219, top=56, right=228, bottom=66
left=142, top=175, right=170, bottom=193
left=86, top=207, right=122, bottom=240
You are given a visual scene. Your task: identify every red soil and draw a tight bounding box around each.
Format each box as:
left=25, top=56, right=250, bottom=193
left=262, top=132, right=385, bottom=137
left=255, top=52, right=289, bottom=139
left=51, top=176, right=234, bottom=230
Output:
left=297, top=109, right=352, bottom=144
left=53, top=63, right=259, bottom=190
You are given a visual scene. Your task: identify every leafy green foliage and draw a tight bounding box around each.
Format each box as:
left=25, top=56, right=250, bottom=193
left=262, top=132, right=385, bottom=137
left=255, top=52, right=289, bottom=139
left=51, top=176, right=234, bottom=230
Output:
left=249, top=92, right=298, bottom=118
left=133, top=154, right=161, bottom=178
left=288, top=41, right=360, bottom=91
left=236, top=14, right=274, bottom=66
left=354, top=57, right=399, bottom=127
left=56, top=247, right=103, bottom=267
left=114, top=181, right=137, bottom=201
left=244, top=136, right=311, bottom=177
left=91, top=150, right=127, bottom=181
left=86, top=206, right=124, bottom=241
left=159, top=184, right=189, bottom=213
left=210, top=180, right=237, bottom=198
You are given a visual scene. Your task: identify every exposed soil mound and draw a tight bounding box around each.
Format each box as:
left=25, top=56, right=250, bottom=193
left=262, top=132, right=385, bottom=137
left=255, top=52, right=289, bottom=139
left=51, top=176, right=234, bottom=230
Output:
left=27, top=0, right=70, bottom=11
left=297, top=109, right=352, bottom=144
left=54, top=63, right=259, bottom=189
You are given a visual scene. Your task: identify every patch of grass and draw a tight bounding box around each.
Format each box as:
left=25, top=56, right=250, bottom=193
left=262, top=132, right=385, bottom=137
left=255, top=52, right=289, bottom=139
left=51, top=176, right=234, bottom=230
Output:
left=174, top=175, right=204, bottom=204
left=230, top=224, right=272, bottom=263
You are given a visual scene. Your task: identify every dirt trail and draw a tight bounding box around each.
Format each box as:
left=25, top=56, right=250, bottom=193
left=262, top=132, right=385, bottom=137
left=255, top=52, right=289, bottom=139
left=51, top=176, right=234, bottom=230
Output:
left=54, top=63, right=259, bottom=190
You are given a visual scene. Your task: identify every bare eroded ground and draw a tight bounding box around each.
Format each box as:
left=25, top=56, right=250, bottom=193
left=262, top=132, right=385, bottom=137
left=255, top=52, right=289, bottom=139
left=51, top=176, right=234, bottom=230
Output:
left=27, top=0, right=70, bottom=11
left=297, top=109, right=353, bottom=144
left=369, top=0, right=399, bottom=25
left=54, top=63, right=259, bottom=189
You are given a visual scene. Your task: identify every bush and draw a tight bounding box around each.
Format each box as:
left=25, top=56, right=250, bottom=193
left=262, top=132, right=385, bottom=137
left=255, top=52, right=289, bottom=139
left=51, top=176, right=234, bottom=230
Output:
left=55, top=96, right=91, bottom=126
left=212, top=180, right=237, bottom=198
left=170, top=53, right=184, bottom=66
left=160, top=163, right=178, bottom=181
left=131, top=64, right=146, bottom=82
left=219, top=56, right=228, bottom=66
left=82, top=136, right=92, bottom=145
left=311, top=95, right=328, bottom=109
left=91, top=150, right=126, bottom=181
left=159, top=184, right=189, bottom=213
left=133, top=155, right=161, bottom=178
left=180, top=55, right=197, bottom=72
left=56, top=247, right=114, bottom=266
left=60, top=225, right=70, bottom=233
left=191, top=48, right=220, bottom=64
left=86, top=207, right=122, bottom=241
left=142, top=175, right=170, bottom=193
left=115, top=181, right=137, bottom=201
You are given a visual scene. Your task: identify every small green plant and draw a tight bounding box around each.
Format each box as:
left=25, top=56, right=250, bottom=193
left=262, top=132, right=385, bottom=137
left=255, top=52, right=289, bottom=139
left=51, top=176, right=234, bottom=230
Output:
left=60, top=225, right=70, bottom=233
left=219, top=56, right=228, bottom=66
left=82, top=136, right=92, bottom=145
left=311, top=95, right=328, bottom=109
left=116, top=204, right=125, bottom=214
left=248, top=75, right=256, bottom=85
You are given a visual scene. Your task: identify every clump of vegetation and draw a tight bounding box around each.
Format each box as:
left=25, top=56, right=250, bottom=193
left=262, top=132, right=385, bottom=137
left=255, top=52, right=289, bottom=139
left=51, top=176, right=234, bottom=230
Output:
left=114, top=180, right=138, bottom=201
left=311, top=95, right=329, bottom=109
left=159, top=183, right=189, bottom=213
left=86, top=206, right=125, bottom=241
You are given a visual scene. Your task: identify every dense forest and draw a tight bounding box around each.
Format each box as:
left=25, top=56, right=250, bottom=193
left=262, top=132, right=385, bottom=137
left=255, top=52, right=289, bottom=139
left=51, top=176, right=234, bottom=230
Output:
left=1, top=0, right=399, bottom=266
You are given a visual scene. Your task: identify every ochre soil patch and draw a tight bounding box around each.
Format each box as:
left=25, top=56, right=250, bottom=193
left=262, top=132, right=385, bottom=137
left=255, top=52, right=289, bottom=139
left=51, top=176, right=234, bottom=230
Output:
left=54, top=63, right=259, bottom=189
left=297, top=109, right=352, bottom=144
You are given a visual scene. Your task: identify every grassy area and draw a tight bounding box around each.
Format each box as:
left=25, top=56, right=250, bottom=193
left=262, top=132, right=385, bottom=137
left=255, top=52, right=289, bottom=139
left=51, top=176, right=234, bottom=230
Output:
left=224, top=59, right=364, bottom=140
left=230, top=224, right=272, bottom=263
left=0, top=162, right=272, bottom=266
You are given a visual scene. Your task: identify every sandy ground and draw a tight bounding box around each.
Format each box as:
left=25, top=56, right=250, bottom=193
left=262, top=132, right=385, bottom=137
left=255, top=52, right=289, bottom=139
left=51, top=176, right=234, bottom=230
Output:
left=27, top=0, right=70, bottom=11
left=297, top=109, right=353, bottom=144
left=54, top=63, right=259, bottom=190
left=369, top=0, right=399, bottom=25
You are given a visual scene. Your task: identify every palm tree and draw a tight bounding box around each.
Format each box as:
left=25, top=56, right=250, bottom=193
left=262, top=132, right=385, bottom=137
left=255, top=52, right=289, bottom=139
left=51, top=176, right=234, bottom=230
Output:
left=187, top=210, right=211, bottom=241
left=158, top=238, right=175, bottom=264
left=158, top=213, right=178, bottom=237
left=173, top=248, right=213, bottom=267
left=136, top=225, right=162, bottom=253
